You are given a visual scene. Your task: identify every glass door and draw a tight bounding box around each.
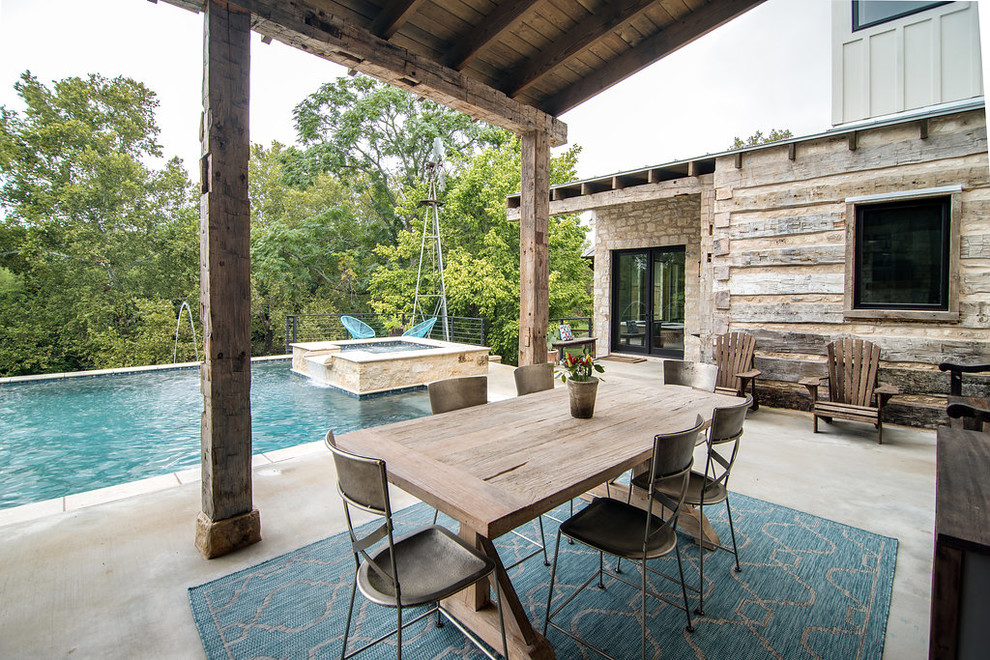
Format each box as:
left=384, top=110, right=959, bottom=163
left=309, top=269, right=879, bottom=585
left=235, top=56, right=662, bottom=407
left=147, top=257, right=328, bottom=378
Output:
left=611, top=246, right=685, bottom=357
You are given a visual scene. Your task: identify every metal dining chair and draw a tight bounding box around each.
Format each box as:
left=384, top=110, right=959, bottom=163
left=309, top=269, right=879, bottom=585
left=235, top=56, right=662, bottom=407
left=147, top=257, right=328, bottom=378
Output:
left=649, top=394, right=751, bottom=616
left=427, top=375, right=488, bottom=414
left=544, top=416, right=704, bottom=659
left=661, top=359, right=719, bottom=392
left=326, top=434, right=508, bottom=660
left=513, top=363, right=555, bottom=396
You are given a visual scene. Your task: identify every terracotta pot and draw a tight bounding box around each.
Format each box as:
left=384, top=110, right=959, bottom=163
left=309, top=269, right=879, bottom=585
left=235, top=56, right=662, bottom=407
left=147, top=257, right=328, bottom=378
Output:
left=567, top=377, right=599, bottom=419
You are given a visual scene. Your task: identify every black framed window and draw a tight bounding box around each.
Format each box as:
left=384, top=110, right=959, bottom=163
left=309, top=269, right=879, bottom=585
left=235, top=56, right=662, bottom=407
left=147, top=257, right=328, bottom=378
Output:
left=854, top=197, right=950, bottom=310
left=852, top=1, right=949, bottom=31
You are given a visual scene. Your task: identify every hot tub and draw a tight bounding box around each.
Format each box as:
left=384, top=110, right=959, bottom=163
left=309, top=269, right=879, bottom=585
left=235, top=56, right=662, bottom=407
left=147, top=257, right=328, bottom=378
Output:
left=290, top=337, right=490, bottom=397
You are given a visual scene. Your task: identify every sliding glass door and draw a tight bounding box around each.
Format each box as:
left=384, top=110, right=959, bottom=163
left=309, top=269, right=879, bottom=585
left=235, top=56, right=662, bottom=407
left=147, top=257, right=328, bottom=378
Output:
left=612, top=246, right=685, bottom=357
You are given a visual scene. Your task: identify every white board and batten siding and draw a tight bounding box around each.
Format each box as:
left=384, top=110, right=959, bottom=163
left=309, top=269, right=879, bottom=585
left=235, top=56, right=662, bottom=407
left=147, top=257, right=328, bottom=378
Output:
left=832, top=1, right=983, bottom=126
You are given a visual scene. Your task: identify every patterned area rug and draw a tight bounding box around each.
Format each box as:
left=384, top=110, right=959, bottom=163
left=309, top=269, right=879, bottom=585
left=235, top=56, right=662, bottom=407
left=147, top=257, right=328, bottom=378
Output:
left=190, top=494, right=896, bottom=659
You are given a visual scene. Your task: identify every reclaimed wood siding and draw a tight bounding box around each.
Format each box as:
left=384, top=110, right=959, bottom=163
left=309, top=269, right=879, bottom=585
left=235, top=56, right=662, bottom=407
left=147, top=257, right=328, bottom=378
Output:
left=710, top=109, right=990, bottom=391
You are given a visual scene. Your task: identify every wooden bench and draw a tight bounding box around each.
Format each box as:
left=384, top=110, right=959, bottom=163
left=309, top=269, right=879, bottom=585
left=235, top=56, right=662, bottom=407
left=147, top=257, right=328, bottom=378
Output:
left=552, top=337, right=597, bottom=363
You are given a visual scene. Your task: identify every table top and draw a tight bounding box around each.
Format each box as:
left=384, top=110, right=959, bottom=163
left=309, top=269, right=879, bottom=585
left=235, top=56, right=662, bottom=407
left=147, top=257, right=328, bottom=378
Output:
left=936, top=425, right=990, bottom=553
left=337, top=376, right=741, bottom=539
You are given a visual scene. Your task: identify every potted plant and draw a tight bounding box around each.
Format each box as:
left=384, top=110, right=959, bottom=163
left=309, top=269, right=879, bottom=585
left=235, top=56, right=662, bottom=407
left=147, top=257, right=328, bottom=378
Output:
left=557, top=350, right=605, bottom=418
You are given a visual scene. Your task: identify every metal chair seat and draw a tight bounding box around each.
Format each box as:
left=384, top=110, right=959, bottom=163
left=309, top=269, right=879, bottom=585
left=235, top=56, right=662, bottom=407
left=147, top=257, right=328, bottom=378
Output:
left=358, top=525, right=496, bottom=607
left=641, top=471, right=729, bottom=506
left=560, top=497, right=677, bottom=560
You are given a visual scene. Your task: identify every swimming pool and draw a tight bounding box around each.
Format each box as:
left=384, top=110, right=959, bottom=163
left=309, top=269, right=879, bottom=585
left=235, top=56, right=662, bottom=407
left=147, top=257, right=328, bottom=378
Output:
left=0, top=360, right=432, bottom=510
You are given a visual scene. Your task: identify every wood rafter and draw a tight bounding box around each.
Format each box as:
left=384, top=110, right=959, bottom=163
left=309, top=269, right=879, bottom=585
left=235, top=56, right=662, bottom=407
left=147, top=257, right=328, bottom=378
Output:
left=444, top=0, right=541, bottom=71
left=371, top=0, right=427, bottom=39
left=503, top=0, right=657, bottom=99
left=544, top=0, right=766, bottom=115
left=230, top=0, right=567, bottom=144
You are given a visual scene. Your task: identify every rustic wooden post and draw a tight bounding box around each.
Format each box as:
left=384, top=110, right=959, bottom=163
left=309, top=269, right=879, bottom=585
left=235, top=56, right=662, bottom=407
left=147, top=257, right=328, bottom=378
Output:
left=518, top=130, right=550, bottom=366
left=195, top=0, right=261, bottom=559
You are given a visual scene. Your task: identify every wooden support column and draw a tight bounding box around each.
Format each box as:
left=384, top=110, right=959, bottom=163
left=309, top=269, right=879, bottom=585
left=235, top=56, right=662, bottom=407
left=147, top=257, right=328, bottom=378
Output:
left=518, top=130, right=550, bottom=366
left=195, top=0, right=261, bottom=559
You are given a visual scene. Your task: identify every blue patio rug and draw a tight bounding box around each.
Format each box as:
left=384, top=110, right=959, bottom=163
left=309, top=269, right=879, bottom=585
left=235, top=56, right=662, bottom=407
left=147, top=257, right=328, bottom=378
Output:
left=189, top=493, right=896, bottom=659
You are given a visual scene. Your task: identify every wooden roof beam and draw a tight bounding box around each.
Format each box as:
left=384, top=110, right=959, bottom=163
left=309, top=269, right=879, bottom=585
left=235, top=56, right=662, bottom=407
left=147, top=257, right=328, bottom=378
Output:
left=543, top=0, right=766, bottom=115
left=504, top=0, right=656, bottom=99
left=218, top=0, right=566, bottom=145
left=445, top=0, right=541, bottom=71
left=371, top=0, right=428, bottom=39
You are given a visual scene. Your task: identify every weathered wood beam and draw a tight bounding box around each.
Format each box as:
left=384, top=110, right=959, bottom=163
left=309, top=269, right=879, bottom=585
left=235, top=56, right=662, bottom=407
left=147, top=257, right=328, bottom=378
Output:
left=371, top=0, right=428, bottom=39
left=518, top=131, right=550, bottom=366
left=543, top=0, right=766, bottom=115
left=504, top=0, right=656, bottom=99
left=445, top=0, right=540, bottom=71
left=220, top=0, right=566, bottom=145
left=196, top=0, right=261, bottom=559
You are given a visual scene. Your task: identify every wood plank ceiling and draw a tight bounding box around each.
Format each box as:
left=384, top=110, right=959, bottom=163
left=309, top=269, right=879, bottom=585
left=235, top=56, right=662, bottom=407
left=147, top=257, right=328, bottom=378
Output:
left=160, top=0, right=765, bottom=144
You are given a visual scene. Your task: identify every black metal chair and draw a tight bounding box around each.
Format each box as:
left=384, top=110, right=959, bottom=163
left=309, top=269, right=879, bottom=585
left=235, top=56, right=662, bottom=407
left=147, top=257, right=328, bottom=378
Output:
left=649, top=394, right=751, bottom=616
left=543, top=416, right=704, bottom=659
left=326, top=433, right=507, bottom=660
left=662, top=360, right=719, bottom=392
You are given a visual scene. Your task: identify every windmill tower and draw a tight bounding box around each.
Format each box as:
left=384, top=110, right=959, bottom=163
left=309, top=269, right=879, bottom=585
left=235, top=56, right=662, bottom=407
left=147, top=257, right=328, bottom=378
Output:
left=411, top=137, right=450, bottom=340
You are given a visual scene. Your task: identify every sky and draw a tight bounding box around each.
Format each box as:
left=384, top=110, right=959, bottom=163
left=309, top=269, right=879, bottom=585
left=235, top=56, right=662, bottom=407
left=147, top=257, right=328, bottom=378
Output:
left=0, top=0, right=986, bottom=180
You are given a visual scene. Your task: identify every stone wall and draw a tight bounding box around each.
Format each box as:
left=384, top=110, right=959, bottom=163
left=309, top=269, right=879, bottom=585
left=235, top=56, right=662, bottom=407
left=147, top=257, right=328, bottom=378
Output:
left=592, top=186, right=707, bottom=360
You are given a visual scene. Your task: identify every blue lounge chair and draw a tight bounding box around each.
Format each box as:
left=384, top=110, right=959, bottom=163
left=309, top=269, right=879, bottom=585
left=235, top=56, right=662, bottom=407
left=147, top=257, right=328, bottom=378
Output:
left=340, top=315, right=375, bottom=339
left=402, top=317, right=437, bottom=338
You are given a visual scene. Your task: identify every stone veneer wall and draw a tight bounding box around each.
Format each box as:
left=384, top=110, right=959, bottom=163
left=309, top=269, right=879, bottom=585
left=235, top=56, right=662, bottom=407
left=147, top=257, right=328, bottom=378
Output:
left=592, top=180, right=711, bottom=360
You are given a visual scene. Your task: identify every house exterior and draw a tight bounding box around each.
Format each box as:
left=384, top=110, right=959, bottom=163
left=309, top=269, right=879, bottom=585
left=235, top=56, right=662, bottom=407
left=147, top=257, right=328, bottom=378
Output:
left=508, top=1, right=989, bottom=425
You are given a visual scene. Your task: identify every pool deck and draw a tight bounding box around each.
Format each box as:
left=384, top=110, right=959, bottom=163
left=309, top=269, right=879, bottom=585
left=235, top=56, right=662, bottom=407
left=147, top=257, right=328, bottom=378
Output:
left=0, top=358, right=936, bottom=659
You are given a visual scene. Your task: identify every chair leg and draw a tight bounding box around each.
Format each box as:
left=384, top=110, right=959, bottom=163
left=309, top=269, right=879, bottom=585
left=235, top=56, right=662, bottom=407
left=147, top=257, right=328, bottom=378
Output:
left=432, top=508, right=440, bottom=525
left=641, top=552, right=648, bottom=660
left=725, top=496, right=741, bottom=573
left=493, top=575, right=508, bottom=659
left=674, top=540, right=695, bottom=633
left=877, top=419, right=883, bottom=445
left=396, top=601, right=402, bottom=660
left=543, top=531, right=563, bottom=636
left=568, top=498, right=574, bottom=545
left=695, top=501, right=706, bottom=616
left=538, top=515, right=550, bottom=566
left=341, top=572, right=358, bottom=660
left=812, top=413, right=819, bottom=433
left=598, top=551, right=605, bottom=589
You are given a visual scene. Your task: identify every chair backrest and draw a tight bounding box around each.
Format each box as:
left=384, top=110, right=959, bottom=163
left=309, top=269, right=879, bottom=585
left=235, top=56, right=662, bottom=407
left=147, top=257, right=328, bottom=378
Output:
left=327, top=440, right=391, bottom=516
left=428, top=375, right=488, bottom=414
left=701, top=395, right=751, bottom=494
left=341, top=315, right=376, bottom=339
left=402, top=317, right=437, bottom=338
left=643, top=415, right=705, bottom=533
left=514, top=363, right=555, bottom=396
left=662, top=360, right=719, bottom=392
left=826, top=338, right=881, bottom=407
left=714, top=331, right=756, bottom=391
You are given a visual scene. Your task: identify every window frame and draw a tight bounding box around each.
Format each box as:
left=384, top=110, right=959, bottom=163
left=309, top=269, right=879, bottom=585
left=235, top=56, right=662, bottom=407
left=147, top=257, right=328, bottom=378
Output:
left=843, top=186, right=961, bottom=322
left=851, top=1, right=950, bottom=32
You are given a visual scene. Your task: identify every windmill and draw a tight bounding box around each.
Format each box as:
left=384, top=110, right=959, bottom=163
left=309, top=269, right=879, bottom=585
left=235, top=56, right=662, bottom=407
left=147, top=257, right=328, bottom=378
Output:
left=411, top=137, right=450, bottom=340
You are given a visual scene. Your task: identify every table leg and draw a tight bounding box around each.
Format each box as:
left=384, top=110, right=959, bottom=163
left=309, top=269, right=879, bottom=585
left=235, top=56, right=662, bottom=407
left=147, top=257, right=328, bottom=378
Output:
left=444, top=527, right=556, bottom=660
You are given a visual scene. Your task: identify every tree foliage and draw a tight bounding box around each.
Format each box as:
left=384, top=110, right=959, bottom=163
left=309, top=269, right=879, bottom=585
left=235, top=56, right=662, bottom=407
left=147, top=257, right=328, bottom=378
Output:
left=730, top=128, right=793, bottom=149
left=0, top=72, right=198, bottom=375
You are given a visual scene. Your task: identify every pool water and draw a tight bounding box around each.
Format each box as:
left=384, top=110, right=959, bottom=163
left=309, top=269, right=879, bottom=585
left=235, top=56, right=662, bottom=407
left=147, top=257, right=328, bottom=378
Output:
left=0, top=361, right=432, bottom=510
left=338, top=340, right=439, bottom=354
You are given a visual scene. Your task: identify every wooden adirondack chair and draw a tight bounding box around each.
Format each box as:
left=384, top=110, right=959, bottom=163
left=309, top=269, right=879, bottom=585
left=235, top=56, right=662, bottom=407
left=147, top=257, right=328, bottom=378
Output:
left=939, top=361, right=990, bottom=431
left=800, top=338, right=899, bottom=444
left=713, top=331, right=761, bottom=410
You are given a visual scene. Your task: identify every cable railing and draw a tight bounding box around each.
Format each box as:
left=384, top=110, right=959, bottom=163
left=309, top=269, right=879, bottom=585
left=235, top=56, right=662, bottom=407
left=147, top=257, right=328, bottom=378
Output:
left=284, top=313, right=486, bottom=352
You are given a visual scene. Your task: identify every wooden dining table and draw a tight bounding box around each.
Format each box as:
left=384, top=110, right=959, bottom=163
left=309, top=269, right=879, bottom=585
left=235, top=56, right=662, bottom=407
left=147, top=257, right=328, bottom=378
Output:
left=337, top=375, right=742, bottom=659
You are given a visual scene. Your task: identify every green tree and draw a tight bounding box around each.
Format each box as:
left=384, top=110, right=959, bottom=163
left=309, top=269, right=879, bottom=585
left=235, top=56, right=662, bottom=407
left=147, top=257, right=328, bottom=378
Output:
left=730, top=128, right=793, bottom=149
left=292, top=75, right=505, bottom=243
left=369, top=132, right=591, bottom=362
left=0, top=72, right=198, bottom=375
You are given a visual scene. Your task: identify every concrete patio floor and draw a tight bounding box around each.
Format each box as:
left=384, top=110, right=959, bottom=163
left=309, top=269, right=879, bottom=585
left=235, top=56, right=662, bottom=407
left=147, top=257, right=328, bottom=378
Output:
left=0, top=358, right=935, bottom=659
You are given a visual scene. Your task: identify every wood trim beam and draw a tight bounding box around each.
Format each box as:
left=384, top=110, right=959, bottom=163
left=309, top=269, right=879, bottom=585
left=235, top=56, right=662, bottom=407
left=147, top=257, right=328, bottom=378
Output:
left=543, top=0, right=766, bottom=115
left=504, top=0, right=656, bottom=99
left=196, top=0, right=261, bottom=560
left=371, top=0, right=428, bottom=39
left=445, top=0, right=541, bottom=71
left=164, top=0, right=567, bottom=145
left=518, top=131, right=550, bottom=366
